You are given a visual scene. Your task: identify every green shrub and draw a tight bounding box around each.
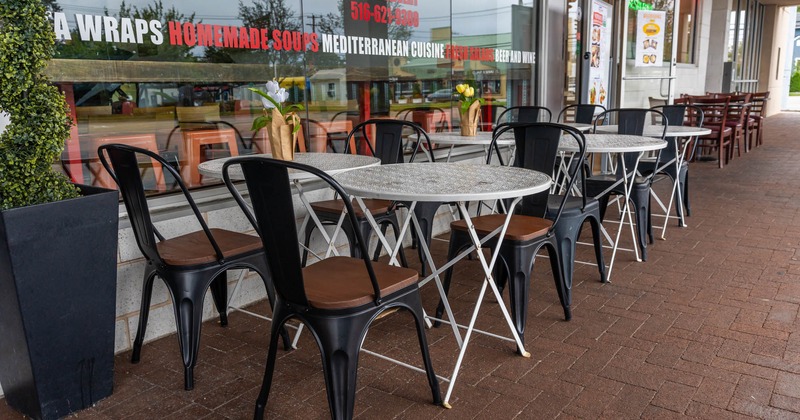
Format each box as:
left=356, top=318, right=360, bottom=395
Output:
left=0, top=0, right=79, bottom=210
left=791, top=71, right=800, bottom=93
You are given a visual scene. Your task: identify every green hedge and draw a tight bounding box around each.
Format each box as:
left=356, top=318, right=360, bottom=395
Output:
left=0, top=0, right=79, bottom=209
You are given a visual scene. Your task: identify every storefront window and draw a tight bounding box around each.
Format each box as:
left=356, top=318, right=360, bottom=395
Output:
left=48, top=0, right=538, bottom=194
left=676, top=0, right=698, bottom=63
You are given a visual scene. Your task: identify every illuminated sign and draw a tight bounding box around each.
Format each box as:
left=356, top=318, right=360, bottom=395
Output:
left=628, top=0, right=654, bottom=11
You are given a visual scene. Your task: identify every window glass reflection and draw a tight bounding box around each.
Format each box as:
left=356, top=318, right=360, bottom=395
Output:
left=49, top=0, right=537, bottom=194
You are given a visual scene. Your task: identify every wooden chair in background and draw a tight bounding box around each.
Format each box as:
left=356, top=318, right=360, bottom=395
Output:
left=90, top=133, right=166, bottom=191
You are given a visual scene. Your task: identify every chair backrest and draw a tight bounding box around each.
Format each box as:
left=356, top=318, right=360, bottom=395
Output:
left=98, top=144, right=225, bottom=266
left=496, top=106, right=553, bottom=124
left=491, top=122, right=586, bottom=227
left=648, top=97, right=668, bottom=109
left=594, top=108, right=663, bottom=136
left=92, top=134, right=166, bottom=191
left=346, top=119, right=433, bottom=164
left=299, top=118, right=330, bottom=152
left=396, top=107, right=449, bottom=133
left=650, top=104, right=704, bottom=128
left=557, top=104, right=606, bottom=124
left=748, top=91, right=770, bottom=117
left=594, top=108, right=667, bottom=180
left=689, top=96, right=729, bottom=128
left=723, top=93, right=751, bottom=126
left=222, top=157, right=382, bottom=307
left=650, top=104, right=704, bottom=163
left=650, top=104, right=686, bottom=127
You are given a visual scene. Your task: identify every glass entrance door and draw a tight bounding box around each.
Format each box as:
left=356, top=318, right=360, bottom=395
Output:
left=618, top=0, right=678, bottom=108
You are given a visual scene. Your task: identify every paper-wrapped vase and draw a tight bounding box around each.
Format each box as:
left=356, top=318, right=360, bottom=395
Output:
left=267, top=107, right=300, bottom=160
left=460, top=101, right=480, bottom=136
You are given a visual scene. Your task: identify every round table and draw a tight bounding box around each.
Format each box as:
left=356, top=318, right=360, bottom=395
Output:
left=562, top=122, right=593, bottom=132
left=426, top=132, right=514, bottom=164
left=593, top=125, right=711, bottom=137
left=334, top=162, right=551, bottom=407
left=334, top=162, right=549, bottom=202
left=426, top=131, right=514, bottom=146
left=197, top=152, right=381, bottom=180
left=560, top=133, right=667, bottom=153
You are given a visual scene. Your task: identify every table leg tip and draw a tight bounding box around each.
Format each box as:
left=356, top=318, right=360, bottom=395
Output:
left=522, top=351, right=531, bottom=358
left=443, top=402, right=452, bottom=409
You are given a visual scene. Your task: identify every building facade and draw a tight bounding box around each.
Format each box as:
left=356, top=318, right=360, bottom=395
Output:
left=0, top=0, right=792, bottom=397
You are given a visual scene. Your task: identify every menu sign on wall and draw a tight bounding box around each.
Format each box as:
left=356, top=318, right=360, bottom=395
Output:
left=634, top=10, right=666, bottom=67
left=588, top=0, right=612, bottom=107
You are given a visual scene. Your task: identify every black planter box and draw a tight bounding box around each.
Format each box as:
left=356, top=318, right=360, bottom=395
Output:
left=0, top=185, right=119, bottom=420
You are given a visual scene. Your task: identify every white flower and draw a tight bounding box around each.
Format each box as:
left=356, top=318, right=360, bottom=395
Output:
left=260, top=81, right=289, bottom=108
left=265, top=80, right=280, bottom=94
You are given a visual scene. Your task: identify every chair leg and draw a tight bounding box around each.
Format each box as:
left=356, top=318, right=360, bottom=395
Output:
left=169, top=273, right=210, bottom=390
left=434, top=230, right=471, bottom=326
left=315, top=314, right=371, bottom=420
left=254, top=304, right=290, bottom=420
left=406, top=294, right=443, bottom=406
left=588, top=215, right=607, bottom=283
left=544, top=241, right=570, bottom=321
left=553, top=222, right=580, bottom=321
left=631, top=186, right=650, bottom=261
left=498, top=243, right=537, bottom=346
left=678, top=166, right=690, bottom=219
left=252, top=258, right=292, bottom=351
left=757, top=125, right=763, bottom=147
left=132, top=266, right=158, bottom=363
left=409, top=202, right=443, bottom=277
left=210, top=272, right=228, bottom=327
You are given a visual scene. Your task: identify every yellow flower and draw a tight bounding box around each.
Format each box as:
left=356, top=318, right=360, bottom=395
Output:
left=464, top=86, right=474, bottom=98
left=455, top=84, right=466, bottom=94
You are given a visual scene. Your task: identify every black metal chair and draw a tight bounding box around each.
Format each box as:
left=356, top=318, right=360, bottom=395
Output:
left=97, top=144, right=285, bottom=391
left=496, top=105, right=553, bottom=124
left=485, top=123, right=607, bottom=310
left=222, top=157, right=442, bottom=419
left=583, top=108, right=667, bottom=261
left=301, top=119, right=433, bottom=268
left=435, top=122, right=587, bottom=345
left=643, top=104, right=705, bottom=221
left=557, top=104, right=606, bottom=124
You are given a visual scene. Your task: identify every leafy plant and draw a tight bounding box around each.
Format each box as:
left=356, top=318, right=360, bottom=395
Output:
left=248, top=80, right=304, bottom=133
left=455, top=83, right=484, bottom=114
left=0, top=0, right=79, bottom=210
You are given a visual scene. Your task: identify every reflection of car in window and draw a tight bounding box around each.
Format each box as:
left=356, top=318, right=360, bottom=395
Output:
left=426, top=89, right=457, bottom=102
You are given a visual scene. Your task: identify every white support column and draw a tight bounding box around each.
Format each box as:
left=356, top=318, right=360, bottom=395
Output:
left=759, top=5, right=795, bottom=116
left=704, top=0, right=733, bottom=93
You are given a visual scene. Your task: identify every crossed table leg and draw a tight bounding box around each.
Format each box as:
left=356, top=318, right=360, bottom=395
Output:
left=352, top=195, right=531, bottom=408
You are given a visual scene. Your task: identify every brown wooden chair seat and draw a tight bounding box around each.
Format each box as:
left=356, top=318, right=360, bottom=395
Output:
left=310, top=198, right=395, bottom=219
left=156, top=228, right=263, bottom=266
left=451, top=213, right=552, bottom=242
left=700, top=124, right=732, bottom=137
left=303, top=256, right=418, bottom=309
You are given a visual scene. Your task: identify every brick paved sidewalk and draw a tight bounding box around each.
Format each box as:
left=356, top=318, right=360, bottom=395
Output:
left=3, top=114, right=800, bottom=419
